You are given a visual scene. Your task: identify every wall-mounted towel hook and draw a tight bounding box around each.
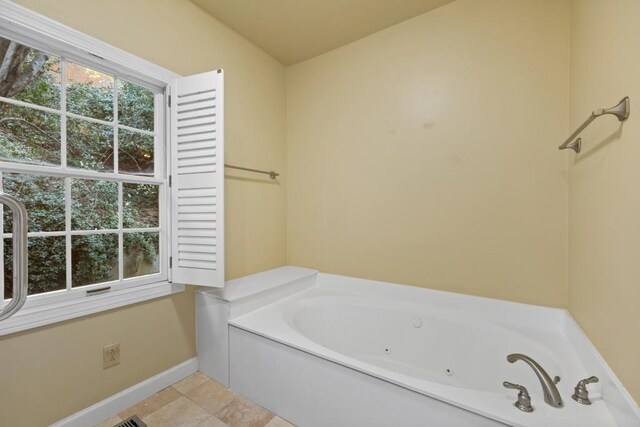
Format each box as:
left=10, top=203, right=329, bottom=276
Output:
left=559, top=97, right=630, bottom=152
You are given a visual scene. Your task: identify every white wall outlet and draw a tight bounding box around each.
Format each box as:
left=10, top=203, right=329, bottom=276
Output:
left=103, top=342, right=120, bottom=369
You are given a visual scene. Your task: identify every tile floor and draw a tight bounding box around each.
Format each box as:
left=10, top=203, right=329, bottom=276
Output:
left=94, top=372, right=294, bottom=427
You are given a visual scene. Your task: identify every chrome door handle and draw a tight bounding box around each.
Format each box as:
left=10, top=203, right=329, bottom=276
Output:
left=0, top=192, right=28, bottom=321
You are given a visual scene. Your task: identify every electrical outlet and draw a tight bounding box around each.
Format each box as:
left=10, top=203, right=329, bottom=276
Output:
left=103, top=342, right=120, bottom=369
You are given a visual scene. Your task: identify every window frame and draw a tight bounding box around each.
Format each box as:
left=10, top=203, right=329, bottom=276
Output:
left=0, top=54, right=168, bottom=300
left=0, top=0, right=184, bottom=336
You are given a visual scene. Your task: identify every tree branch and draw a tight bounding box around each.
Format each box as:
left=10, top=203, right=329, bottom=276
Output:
left=0, top=117, right=59, bottom=145
left=0, top=41, right=49, bottom=98
left=8, top=51, right=48, bottom=97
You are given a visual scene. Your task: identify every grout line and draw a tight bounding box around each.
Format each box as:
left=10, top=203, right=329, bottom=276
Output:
left=111, top=372, right=279, bottom=427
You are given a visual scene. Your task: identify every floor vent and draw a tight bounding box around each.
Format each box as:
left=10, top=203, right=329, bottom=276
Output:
left=114, top=415, right=146, bottom=427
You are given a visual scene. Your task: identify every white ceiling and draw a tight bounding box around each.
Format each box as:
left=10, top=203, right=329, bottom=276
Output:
left=190, top=0, right=456, bottom=65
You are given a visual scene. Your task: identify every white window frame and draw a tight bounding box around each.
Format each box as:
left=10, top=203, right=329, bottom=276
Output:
left=0, top=0, right=184, bottom=336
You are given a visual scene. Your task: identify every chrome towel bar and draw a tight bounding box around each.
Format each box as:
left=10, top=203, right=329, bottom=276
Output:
left=0, top=192, right=28, bottom=321
left=224, top=163, right=279, bottom=180
left=559, top=96, right=630, bottom=153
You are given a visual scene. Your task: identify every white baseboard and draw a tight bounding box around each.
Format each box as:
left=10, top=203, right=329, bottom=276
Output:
left=50, top=357, right=198, bottom=427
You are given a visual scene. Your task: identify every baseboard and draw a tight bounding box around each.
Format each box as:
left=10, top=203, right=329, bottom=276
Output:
left=50, top=357, right=198, bottom=427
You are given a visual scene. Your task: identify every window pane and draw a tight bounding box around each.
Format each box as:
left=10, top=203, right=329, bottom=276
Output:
left=66, top=62, right=113, bottom=121
left=0, top=101, right=61, bottom=166
left=0, top=36, right=61, bottom=109
left=4, top=236, right=66, bottom=299
left=119, top=129, right=154, bottom=175
left=124, top=232, right=159, bottom=279
left=118, top=80, right=154, bottom=131
left=72, top=233, right=118, bottom=287
left=71, top=179, right=118, bottom=230
left=2, top=173, right=65, bottom=233
left=67, top=117, right=114, bottom=171
left=123, top=184, right=158, bottom=228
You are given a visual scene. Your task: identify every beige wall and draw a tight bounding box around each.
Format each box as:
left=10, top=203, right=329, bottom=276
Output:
left=568, top=0, right=640, bottom=403
left=0, top=291, right=195, bottom=427
left=286, top=0, right=570, bottom=307
left=0, top=1, right=287, bottom=426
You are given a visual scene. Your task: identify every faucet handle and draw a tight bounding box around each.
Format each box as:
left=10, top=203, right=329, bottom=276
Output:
left=503, top=381, right=534, bottom=412
left=503, top=381, right=527, bottom=392
left=572, top=376, right=599, bottom=405
left=581, top=376, right=599, bottom=385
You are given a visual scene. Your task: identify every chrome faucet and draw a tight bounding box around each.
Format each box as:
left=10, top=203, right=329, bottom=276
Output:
left=507, top=353, right=563, bottom=407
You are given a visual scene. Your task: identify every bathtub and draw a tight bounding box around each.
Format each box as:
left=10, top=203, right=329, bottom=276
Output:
left=196, top=267, right=640, bottom=427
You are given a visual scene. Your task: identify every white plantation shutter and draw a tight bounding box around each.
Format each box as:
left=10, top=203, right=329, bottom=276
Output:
left=169, top=70, right=224, bottom=287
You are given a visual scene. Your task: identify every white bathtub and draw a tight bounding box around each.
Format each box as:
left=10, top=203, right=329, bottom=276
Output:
left=196, top=267, right=640, bottom=427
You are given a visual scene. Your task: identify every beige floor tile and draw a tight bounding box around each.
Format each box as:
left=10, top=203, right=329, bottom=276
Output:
left=142, top=396, right=211, bottom=427
left=118, top=386, right=182, bottom=420
left=172, top=372, right=211, bottom=394
left=216, top=395, right=274, bottom=427
left=197, top=415, right=229, bottom=427
left=93, top=415, right=122, bottom=427
left=264, top=417, right=295, bottom=427
left=185, top=379, right=237, bottom=415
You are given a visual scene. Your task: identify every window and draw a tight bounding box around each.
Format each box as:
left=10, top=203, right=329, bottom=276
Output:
left=0, top=2, right=224, bottom=335
left=0, top=35, right=165, bottom=301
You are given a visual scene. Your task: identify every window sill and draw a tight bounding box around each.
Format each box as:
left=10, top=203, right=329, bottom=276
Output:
left=0, top=281, right=185, bottom=337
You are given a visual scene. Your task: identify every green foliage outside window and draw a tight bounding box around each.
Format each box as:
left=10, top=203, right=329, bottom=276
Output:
left=1, top=38, right=159, bottom=298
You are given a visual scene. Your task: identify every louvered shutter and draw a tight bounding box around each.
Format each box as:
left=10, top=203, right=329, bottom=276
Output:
left=169, top=70, right=224, bottom=287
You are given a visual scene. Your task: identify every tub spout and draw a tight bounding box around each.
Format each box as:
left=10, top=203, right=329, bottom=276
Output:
left=507, top=353, right=563, bottom=408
